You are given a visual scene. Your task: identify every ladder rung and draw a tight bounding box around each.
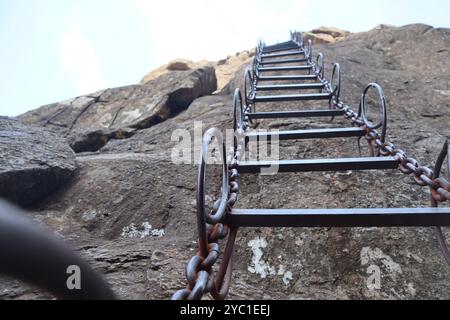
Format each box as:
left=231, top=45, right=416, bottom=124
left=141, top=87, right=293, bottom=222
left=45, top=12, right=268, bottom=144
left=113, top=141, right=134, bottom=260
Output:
left=259, top=66, right=312, bottom=72
left=258, top=75, right=317, bottom=81
left=262, top=51, right=305, bottom=59
left=229, top=207, right=450, bottom=228
left=254, top=93, right=331, bottom=103
left=260, top=58, right=309, bottom=65
left=262, top=46, right=300, bottom=54
left=247, top=110, right=345, bottom=119
left=256, top=83, right=325, bottom=91
left=237, top=157, right=399, bottom=174
left=263, top=40, right=296, bottom=50
left=246, top=128, right=365, bottom=141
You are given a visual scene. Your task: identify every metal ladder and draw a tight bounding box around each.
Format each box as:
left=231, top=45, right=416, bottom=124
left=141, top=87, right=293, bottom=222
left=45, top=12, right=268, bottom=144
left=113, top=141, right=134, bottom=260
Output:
left=173, top=31, right=450, bottom=300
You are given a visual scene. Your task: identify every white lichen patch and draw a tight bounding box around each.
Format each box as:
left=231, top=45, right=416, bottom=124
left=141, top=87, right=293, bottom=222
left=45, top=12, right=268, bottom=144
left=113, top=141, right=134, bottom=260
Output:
left=361, top=247, right=403, bottom=276
left=277, top=265, right=286, bottom=276
left=248, top=238, right=275, bottom=278
left=282, top=271, right=293, bottom=285
left=248, top=238, right=293, bottom=285
left=121, top=222, right=165, bottom=239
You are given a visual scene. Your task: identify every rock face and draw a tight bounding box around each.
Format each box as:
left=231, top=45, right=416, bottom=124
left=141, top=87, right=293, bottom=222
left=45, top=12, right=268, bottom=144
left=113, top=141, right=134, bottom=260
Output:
left=140, top=51, right=254, bottom=94
left=19, top=66, right=217, bottom=153
left=140, top=59, right=210, bottom=84
left=310, top=26, right=350, bottom=39
left=0, top=117, right=77, bottom=207
left=1, top=24, right=450, bottom=300
left=303, top=26, right=350, bottom=44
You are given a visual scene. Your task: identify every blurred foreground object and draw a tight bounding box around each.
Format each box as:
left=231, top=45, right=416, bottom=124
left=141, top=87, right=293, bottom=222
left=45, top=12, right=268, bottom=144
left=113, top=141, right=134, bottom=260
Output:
left=0, top=199, right=116, bottom=300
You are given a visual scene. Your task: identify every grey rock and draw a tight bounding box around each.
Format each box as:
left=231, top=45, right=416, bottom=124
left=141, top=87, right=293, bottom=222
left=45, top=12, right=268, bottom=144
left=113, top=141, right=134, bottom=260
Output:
left=19, top=66, right=217, bottom=153
left=0, top=117, right=77, bottom=207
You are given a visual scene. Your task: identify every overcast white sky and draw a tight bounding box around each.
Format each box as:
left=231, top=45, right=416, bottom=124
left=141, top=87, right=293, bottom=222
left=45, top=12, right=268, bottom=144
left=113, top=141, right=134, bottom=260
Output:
left=1, top=0, right=449, bottom=116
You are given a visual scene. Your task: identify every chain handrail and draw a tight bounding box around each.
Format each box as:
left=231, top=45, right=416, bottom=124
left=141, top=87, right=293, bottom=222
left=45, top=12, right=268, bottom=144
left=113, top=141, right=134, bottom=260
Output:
left=172, top=127, right=240, bottom=300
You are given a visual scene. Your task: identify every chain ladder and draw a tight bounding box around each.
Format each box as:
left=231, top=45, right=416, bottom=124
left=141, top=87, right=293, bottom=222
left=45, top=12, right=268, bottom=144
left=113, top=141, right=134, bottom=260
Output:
left=173, top=31, right=450, bottom=300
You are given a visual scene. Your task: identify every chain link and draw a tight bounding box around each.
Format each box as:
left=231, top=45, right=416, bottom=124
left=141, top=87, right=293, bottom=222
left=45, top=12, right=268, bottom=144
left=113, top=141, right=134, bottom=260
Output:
left=172, top=133, right=241, bottom=301
left=333, top=100, right=450, bottom=203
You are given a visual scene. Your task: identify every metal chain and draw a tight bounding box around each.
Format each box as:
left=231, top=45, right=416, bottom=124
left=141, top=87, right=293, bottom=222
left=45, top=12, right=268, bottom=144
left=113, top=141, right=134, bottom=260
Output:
left=304, top=39, right=450, bottom=203
left=172, top=130, right=241, bottom=301
left=330, top=99, right=450, bottom=203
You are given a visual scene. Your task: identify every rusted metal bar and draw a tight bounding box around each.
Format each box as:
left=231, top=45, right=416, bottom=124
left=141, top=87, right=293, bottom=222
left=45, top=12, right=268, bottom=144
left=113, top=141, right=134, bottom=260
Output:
left=245, top=127, right=365, bottom=141
left=258, top=74, right=317, bottom=81
left=262, top=40, right=295, bottom=50
left=262, top=45, right=300, bottom=54
left=258, top=65, right=312, bottom=72
left=247, top=110, right=345, bottom=119
left=262, top=50, right=305, bottom=59
left=229, top=208, right=450, bottom=228
left=260, top=58, right=309, bottom=65
left=237, top=157, right=399, bottom=174
left=253, top=92, right=331, bottom=103
left=256, top=83, right=325, bottom=91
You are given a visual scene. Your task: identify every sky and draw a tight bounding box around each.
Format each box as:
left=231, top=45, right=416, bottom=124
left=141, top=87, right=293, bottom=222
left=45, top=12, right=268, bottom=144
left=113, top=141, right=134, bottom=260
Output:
left=0, top=0, right=449, bottom=117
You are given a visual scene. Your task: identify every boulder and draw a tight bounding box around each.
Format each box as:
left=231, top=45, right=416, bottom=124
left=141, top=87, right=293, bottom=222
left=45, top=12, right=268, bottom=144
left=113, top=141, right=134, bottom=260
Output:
left=310, top=26, right=350, bottom=38
left=141, top=51, right=254, bottom=94
left=166, top=60, right=195, bottom=71
left=215, top=50, right=254, bottom=93
left=19, top=66, right=217, bottom=153
left=140, top=59, right=210, bottom=83
left=302, top=27, right=350, bottom=44
left=0, top=117, right=77, bottom=207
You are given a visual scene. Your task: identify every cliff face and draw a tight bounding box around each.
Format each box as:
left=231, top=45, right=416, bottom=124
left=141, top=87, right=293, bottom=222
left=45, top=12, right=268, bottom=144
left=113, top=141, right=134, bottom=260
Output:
left=1, top=24, right=450, bottom=300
